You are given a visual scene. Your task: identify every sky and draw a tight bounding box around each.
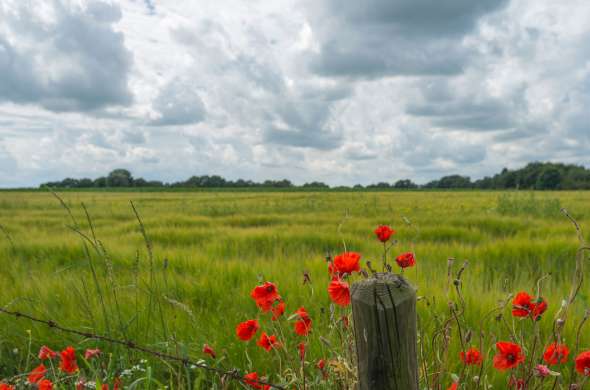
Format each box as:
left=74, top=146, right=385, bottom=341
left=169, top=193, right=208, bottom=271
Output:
left=0, top=0, right=589, bottom=187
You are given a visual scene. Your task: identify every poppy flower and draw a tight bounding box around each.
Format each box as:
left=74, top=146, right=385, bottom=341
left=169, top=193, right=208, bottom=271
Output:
left=328, top=279, right=351, bottom=306
left=271, top=300, right=286, bottom=321
left=28, top=364, right=47, bottom=384
left=243, top=372, right=270, bottom=390
left=395, top=252, right=416, bottom=268
left=0, top=384, right=14, bottom=390
left=101, top=385, right=109, bottom=390
left=38, top=346, right=57, bottom=360
left=512, top=291, right=533, bottom=317
left=84, top=348, right=101, bottom=360
left=113, top=377, right=122, bottom=390
left=532, top=297, right=548, bottom=320
left=59, top=346, right=79, bottom=374
left=251, top=282, right=281, bottom=312
left=236, top=319, right=260, bottom=341
left=38, top=379, right=53, bottom=390
left=298, top=342, right=306, bottom=361
left=447, top=383, right=458, bottom=390
left=535, top=364, right=550, bottom=377
left=203, top=344, right=216, bottom=358
left=332, top=252, right=361, bottom=275
left=460, top=347, right=483, bottom=365
left=293, top=307, right=312, bottom=336
left=374, top=225, right=395, bottom=242
left=543, top=343, right=569, bottom=365
left=493, top=342, right=525, bottom=370
left=575, top=351, right=590, bottom=376
left=257, top=332, right=280, bottom=352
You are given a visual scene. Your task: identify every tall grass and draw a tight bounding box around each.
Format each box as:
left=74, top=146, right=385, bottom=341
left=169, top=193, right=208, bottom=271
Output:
left=0, top=190, right=588, bottom=387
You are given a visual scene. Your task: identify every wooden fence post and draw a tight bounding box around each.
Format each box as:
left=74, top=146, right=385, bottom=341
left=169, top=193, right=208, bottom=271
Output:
left=351, top=272, right=418, bottom=390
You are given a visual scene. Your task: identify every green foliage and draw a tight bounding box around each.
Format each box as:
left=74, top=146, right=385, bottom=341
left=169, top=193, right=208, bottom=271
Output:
left=38, top=162, right=590, bottom=190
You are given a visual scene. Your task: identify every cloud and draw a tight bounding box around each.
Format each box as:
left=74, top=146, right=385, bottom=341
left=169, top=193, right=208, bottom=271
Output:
left=306, top=0, right=509, bottom=78
left=1, top=0, right=590, bottom=187
left=0, top=0, right=133, bottom=112
left=149, top=78, right=207, bottom=126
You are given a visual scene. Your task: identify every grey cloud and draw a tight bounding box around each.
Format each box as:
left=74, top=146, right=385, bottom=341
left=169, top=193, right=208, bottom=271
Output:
left=406, top=78, right=525, bottom=132
left=173, top=20, right=351, bottom=150
left=395, top=126, right=488, bottom=168
left=119, top=130, right=146, bottom=145
left=150, top=78, right=206, bottom=126
left=307, top=0, right=509, bottom=78
left=0, top=1, right=133, bottom=112
left=263, top=84, right=350, bottom=150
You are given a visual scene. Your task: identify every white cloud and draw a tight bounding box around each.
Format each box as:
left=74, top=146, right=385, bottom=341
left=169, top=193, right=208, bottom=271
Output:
left=0, top=0, right=589, bottom=187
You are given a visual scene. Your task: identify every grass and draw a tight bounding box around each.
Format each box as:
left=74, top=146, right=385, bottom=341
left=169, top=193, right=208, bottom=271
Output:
left=0, top=190, right=588, bottom=388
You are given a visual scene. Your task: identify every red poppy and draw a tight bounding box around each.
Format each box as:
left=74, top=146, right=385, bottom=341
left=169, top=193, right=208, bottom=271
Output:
left=203, top=344, right=216, bottom=358
left=493, top=342, right=525, bottom=370
left=28, top=364, right=46, bottom=384
left=512, top=291, right=533, bottom=317
left=243, top=372, right=271, bottom=390
left=332, top=252, right=361, bottom=275
left=101, top=385, right=109, bottom=390
left=76, top=380, right=85, bottom=390
left=374, top=225, right=395, bottom=242
left=251, top=282, right=281, bottom=312
left=575, top=351, right=590, bottom=376
left=84, top=348, right=101, bottom=360
left=460, top=347, right=483, bottom=365
left=59, top=346, right=79, bottom=374
left=236, top=319, right=260, bottom=341
left=543, top=343, right=569, bottom=365
left=328, top=279, right=351, bottom=306
left=447, top=383, right=458, bottom=390
left=113, top=377, right=122, bottom=390
left=271, top=300, right=286, bottom=321
left=512, top=292, right=548, bottom=320
left=257, top=332, right=280, bottom=352
left=0, top=384, right=14, bottom=390
left=395, top=252, right=416, bottom=268
left=38, top=346, right=57, bottom=360
left=298, top=342, right=306, bottom=361
left=38, top=379, right=53, bottom=390
left=532, top=297, right=548, bottom=320
left=294, top=307, right=312, bottom=336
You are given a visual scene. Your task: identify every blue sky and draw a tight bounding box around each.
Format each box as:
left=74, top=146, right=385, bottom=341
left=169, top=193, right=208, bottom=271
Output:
left=0, top=0, right=589, bottom=187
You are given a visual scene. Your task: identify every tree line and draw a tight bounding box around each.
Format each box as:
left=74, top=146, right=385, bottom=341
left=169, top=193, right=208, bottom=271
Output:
left=39, top=162, right=590, bottom=190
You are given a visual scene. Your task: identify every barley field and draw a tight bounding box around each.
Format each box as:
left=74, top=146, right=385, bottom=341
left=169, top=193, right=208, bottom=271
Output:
left=0, top=190, right=588, bottom=388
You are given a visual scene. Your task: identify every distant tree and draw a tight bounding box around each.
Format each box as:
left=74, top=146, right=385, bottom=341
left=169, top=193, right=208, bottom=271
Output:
left=302, top=181, right=329, bottom=188
left=537, top=167, right=562, bottom=190
left=437, top=175, right=472, bottom=189
left=107, top=169, right=133, bottom=187
left=78, top=178, right=93, bottom=188
left=393, top=179, right=418, bottom=189
left=93, top=177, right=107, bottom=188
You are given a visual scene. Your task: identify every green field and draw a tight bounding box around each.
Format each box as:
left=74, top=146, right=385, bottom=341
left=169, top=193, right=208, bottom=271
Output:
left=0, top=190, right=589, bottom=388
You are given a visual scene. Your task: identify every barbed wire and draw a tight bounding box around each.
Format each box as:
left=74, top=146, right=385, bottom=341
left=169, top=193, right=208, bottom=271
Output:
left=0, top=307, right=285, bottom=389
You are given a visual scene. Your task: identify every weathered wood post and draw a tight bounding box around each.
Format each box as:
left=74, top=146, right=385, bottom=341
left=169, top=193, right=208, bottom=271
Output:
left=351, top=273, right=418, bottom=390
